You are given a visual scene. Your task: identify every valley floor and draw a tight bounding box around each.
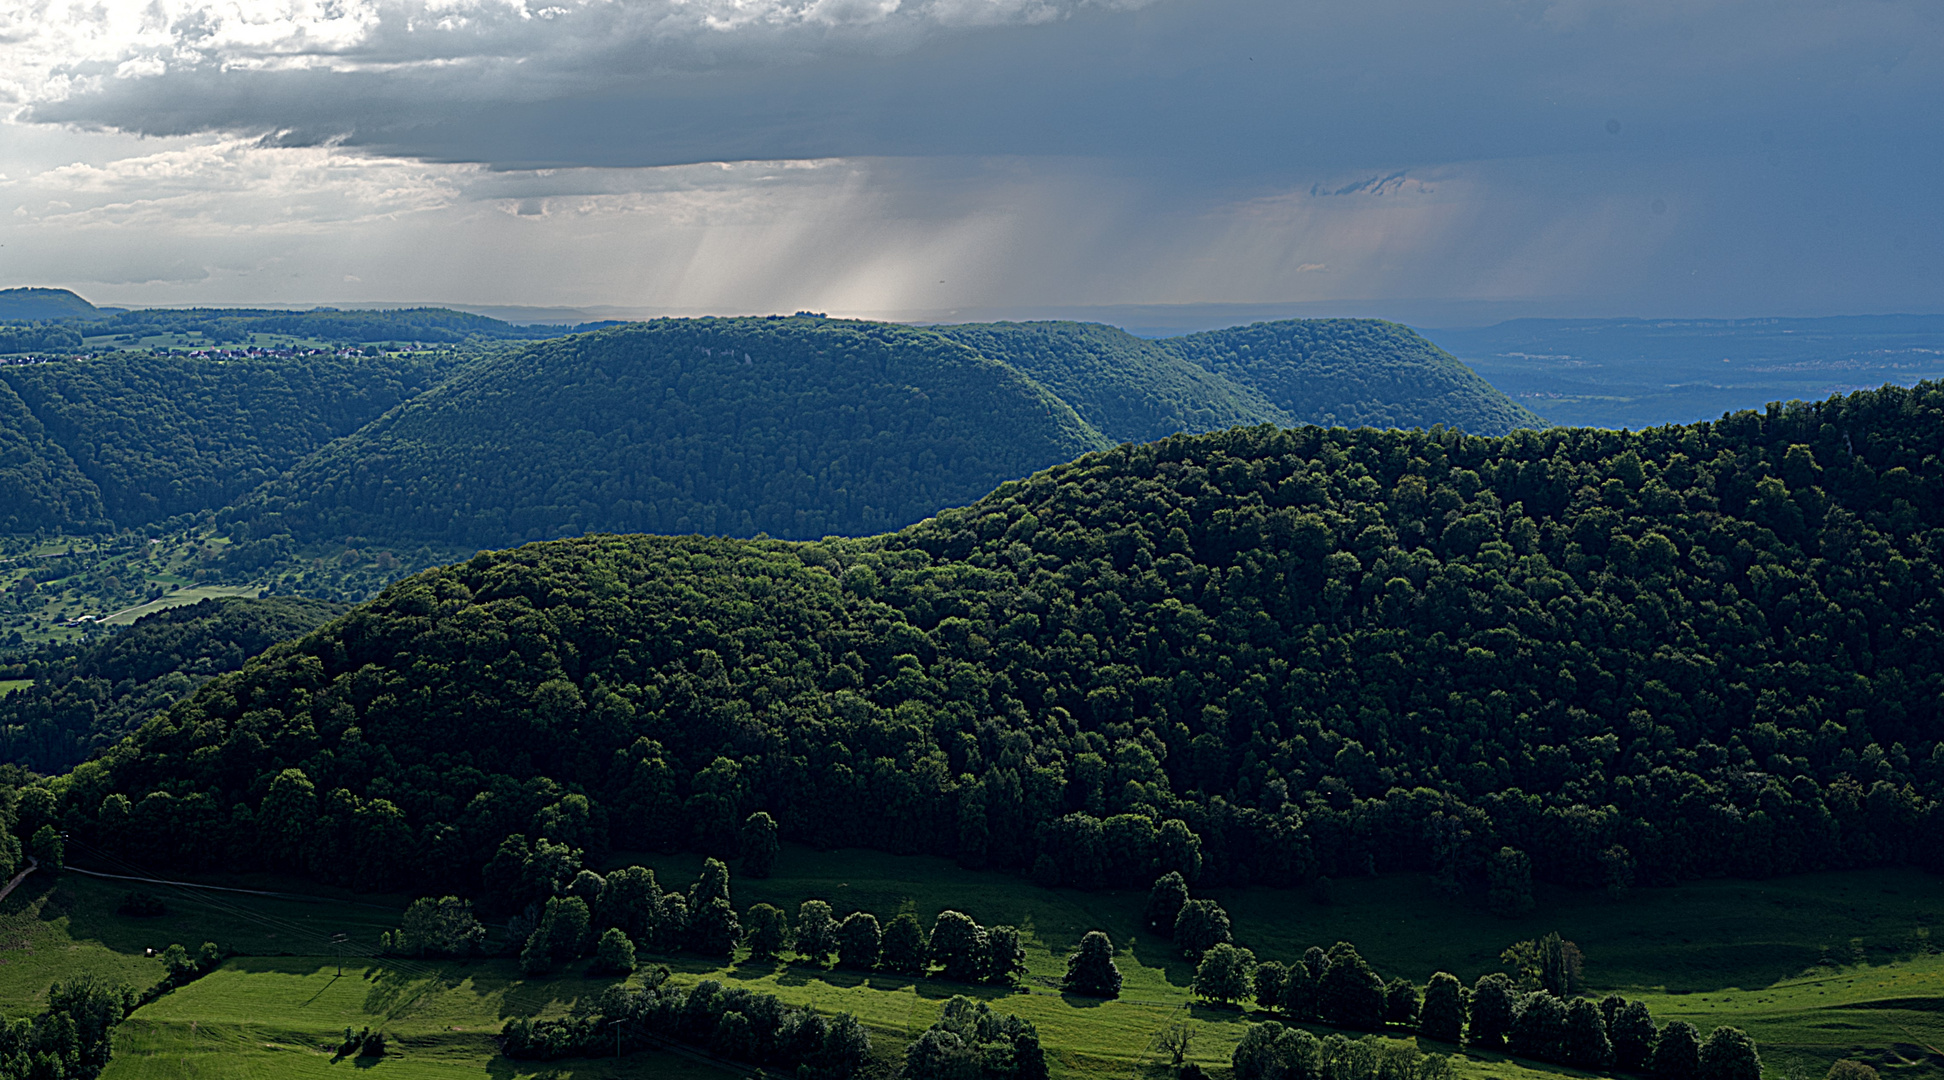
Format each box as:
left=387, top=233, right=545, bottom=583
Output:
left=5, top=846, right=1939, bottom=1080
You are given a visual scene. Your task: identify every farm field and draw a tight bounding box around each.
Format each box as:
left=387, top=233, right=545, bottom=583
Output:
left=8, top=848, right=1940, bottom=1079
left=98, top=585, right=263, bottom=626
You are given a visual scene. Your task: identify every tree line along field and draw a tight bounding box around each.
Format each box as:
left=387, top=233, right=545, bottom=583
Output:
left=3, top=844, right=1937, bottom=1080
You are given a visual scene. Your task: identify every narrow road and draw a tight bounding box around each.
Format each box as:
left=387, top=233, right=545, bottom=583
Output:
left=0, top=857, right=38, bottom=904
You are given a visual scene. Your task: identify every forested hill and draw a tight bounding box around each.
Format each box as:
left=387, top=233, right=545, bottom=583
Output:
left=0, top=596, right=342, bottom=773
left=1161, top=319, right=1543, bottom=435
left=44, top=381, right=1944, bottom=901
left=223, top=317, right=1110, bottom=547
left=0, top=350, right=457, bottom=528
left=933, top=321, right=1291, bottom=442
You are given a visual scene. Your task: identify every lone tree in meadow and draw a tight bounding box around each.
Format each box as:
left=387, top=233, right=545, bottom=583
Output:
left=1145, top=871, right=1191, bottom=936
left=1419, top=972, right=1467, bottom=1043
left=1063, top=931, right=1123, bottom=998
left=740, top=811, right=780, bottom=879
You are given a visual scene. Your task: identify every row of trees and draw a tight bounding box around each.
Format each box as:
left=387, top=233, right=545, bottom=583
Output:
left=1199, top=933, right=1758, bottom=1080
left=501, top=971, right=869, bottom=1078
left=1232, top=1025, right=1456, bottom=1080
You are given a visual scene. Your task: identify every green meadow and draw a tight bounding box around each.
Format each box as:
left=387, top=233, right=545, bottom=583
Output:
left=5, top=847, right=1940, bottom=1079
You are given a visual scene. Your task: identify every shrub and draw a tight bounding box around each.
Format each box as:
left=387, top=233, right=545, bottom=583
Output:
left=592, top=927, right=637, bottom=975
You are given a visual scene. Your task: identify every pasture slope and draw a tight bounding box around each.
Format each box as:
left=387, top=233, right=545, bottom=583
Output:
left=3, top=846, right=1939, bottom=1080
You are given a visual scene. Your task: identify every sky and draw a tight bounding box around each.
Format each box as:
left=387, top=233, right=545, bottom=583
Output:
left=0, top=0, right=1939, bottom=325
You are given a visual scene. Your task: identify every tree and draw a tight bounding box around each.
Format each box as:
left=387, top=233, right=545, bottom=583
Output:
left=1284, top=948, right=1325, bottom=1020
left=1653, top=1022, right=1702, bottom=1080
left=1159, top=1021, right=1195, bottom=1068
left=1468, top=973, right=1516, bottom=1049
left=1318, top=942, right=1387, bottom=1030
left=597, top=865, right=663, bottom=941
left=690, top=857, right=733, bottom=910
left=1173, top=899, right=1233, bottom=958
left=1145, top=871, right=1191, bottom=936
left=1698, top=1026, right=1761, bottom=1080
left=1612, top=999, right=1659, bottom=1069
left=1193, top=942, right=1256, bottom=1006
left=796, top=899, right=838, bottom=964
left=1827, top=1061, right=1879, bottom=1080
left=1419, top=972, right=1467, bottom=1044
left=522, top=895, right=591, bottom=974
left=28, top=825, right=62, bottom=869
left=880, top=912, right=928, bottom=975
left=1385, top=977, right=1421, bottom=1026
left=741, top=811, right=780, bottom=879
left=1254, top=960, right=1290, bottom=1013
left=1565, top=997, right=1614, bottom=1068
left=689, top=897, right=741, bottom=958
left=929, top=911, right=988, bottom=982
left=1509, top=991, right=1568, bottom=1063
left=1063, top=931, right=1123, bottom=998
left=1502, top=933, right=1584, bottom=997
left=983, top=925, right=1028, bottom=986
left=745, top=902, right=790, bottom=961
left=1489, top=848, right=1535, bottom=917
left=837, top=911, right=882, bottom=970
left=391, top=896, right=487, bottom=957
left=592, top=927, right=637, bottom=974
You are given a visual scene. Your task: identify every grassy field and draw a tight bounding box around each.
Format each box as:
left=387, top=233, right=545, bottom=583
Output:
left=0, top=679, right=29, bottom=697
left=99, top=585, right=263, bottom=626
left=6, top=848, right=1937, bottom=1080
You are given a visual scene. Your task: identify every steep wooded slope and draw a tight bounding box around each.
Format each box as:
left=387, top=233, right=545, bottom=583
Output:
left=45, top=382, right=1944, bottom=898
left=932, top=321, right=1289, bottom=442
left=0, top=351, right=456, bottom=527
left=1161, top=319, right=1542, bottom=435
left=0, top=380, right=104, bottom=533
left=0, top=596, right=342, bottom=772
left=227, top=317, right=1110, bottom=546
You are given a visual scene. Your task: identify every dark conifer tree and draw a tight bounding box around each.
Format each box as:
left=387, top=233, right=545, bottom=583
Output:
left=740, top=812, right=780, bottom=879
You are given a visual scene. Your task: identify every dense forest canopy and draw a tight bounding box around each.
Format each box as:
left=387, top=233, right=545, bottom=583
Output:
left=0, top=597, right=341, bottom=773
left=932, top=322, right=1291, bottom=443
left=39, top=381, right=1944, bottom=903
left=1164, top=320, right=1543, bottom=436
left=0, top=381, right=104, bottom=533
left=222, top=317, right=1110, bottom=547
left=0, top=350, right=458, bottom=529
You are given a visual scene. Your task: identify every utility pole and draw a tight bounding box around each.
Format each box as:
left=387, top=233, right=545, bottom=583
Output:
left=331, top=933, right=350, bottom=977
